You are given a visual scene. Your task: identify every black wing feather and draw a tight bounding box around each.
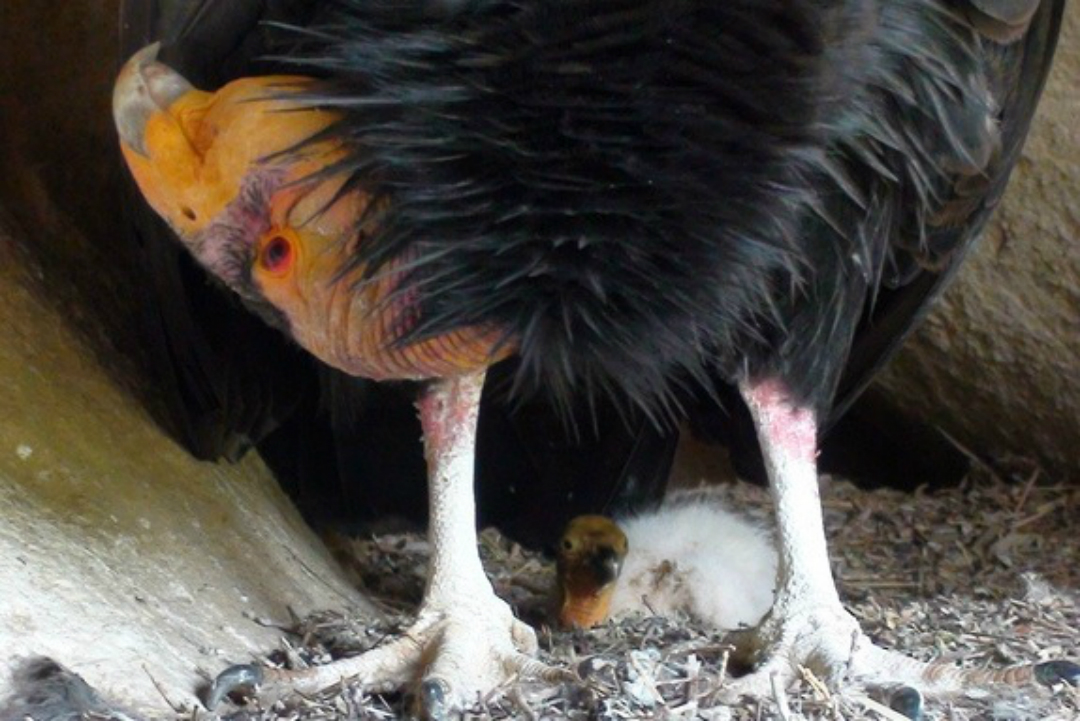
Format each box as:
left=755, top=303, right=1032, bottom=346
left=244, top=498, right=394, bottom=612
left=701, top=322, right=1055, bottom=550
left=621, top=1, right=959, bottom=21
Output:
left=281, top=0, right=1059, bottom=423
left=285, top=0, right=832, bottom=419
left=831, top=0, right=1064, bottom=422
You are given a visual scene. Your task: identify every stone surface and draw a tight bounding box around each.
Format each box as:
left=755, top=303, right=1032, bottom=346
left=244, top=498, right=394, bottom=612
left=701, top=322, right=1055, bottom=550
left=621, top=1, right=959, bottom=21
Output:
left=0, top=218, right=373, bottom=715
left=876, top=4, right=1080, bottom=478
left=0, top=5, right=374, bottom=714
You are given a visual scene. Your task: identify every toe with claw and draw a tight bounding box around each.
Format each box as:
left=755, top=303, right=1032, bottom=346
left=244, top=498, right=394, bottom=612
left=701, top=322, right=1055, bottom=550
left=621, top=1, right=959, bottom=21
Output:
left=206, top=592, right=569, bottom=717
left=718, top=601, right=868, bottom=703
left=206, top=373, right=572, bottom=718
left=1034, top=660, right=1080, bottom=688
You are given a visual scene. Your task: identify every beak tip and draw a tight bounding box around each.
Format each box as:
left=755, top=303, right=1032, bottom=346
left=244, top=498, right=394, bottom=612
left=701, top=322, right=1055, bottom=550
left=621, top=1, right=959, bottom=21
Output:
left=113, top=42, right=194, bottom=157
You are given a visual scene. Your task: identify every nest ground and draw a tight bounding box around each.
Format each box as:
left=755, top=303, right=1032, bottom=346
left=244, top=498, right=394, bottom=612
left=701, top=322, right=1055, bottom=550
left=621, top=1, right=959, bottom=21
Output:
left=182, top=454, right=1079, bottom=721
left=4, top=451, right=1074, bottom=720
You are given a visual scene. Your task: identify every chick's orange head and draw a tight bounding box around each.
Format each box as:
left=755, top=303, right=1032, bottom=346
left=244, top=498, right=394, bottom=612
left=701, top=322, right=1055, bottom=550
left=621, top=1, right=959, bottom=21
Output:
left=556, top=515, right=629, bottom=628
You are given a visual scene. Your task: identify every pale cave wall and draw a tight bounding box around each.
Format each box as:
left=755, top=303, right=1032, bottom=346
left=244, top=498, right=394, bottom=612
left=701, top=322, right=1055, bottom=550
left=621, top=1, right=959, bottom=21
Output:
left=0, top=218, right=373, bottom=713
left=876, top=3, right=1080, bottom=480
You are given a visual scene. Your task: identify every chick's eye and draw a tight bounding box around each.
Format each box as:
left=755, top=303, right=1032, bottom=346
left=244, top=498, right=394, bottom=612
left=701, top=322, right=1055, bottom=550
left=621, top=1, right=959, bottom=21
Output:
left=561, top=539, right=574, bottom=551
left=260, top=234, right=293, bottom=273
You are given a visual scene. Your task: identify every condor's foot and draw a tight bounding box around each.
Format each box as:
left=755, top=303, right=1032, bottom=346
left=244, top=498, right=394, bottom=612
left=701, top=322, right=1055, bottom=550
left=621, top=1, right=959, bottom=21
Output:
left=720, top=602, right=860, bottom=697
left=717, top=603, right=929, bottom=718
left=717, top=602, right=1080, bottom=721
left=207, top=592, right=569, bottom=719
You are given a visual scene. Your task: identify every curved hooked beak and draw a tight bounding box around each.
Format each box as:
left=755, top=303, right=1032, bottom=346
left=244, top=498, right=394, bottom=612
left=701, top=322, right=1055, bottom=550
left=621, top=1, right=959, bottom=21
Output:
left=113, top=43, right=194, bottom=158
left=112, top=43, right=342, bottom=242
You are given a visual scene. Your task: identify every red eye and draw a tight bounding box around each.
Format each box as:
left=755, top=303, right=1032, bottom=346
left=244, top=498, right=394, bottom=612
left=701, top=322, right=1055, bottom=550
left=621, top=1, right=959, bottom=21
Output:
left=260, top=234, right=293, bottom=273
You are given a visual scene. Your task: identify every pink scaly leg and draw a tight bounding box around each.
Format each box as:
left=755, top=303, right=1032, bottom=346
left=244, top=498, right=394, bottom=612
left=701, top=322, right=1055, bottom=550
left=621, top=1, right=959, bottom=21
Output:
left=719, top=378, right=926, bottom=715
left=721, top=379, right=866, bottom=687
left=722, top=379, right=1078, bottom=717
left=208, top=371, right=562, bottom=718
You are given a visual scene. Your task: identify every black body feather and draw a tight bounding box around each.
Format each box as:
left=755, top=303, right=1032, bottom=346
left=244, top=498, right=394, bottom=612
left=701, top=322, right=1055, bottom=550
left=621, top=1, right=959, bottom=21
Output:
left=290, top=0, right=832, bottom=418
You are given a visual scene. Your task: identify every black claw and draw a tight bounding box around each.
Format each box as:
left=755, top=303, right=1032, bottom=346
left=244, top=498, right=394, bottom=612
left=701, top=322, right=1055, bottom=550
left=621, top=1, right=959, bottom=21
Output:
left=887, top=685, right=923, bottom=721
left=1034, top=660, right=1080, bottom=687
left=204, top=663, right=264, bottom=709
left=416, top=677, right=451, bottom=721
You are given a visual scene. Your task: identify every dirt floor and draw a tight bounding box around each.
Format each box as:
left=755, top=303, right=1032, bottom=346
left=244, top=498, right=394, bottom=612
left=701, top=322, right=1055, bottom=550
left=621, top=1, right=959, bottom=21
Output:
left=11, top=460, right=1072, bottom=721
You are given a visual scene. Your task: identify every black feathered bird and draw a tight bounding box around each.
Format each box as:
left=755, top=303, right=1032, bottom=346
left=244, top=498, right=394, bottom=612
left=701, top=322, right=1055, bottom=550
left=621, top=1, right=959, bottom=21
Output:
left=118, top=0, right=976, bottom=563
left=113, top=0, right=1069, bottom=715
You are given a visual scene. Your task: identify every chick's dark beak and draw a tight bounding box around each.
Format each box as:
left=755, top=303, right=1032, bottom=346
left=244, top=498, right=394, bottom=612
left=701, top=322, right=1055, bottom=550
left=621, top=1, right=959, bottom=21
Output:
left=589, top=545, right=624, bottom=587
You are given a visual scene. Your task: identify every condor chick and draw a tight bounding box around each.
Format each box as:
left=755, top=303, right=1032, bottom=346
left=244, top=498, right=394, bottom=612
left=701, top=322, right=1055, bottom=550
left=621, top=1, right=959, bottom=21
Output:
left=556, top=493, right=777, bottom=631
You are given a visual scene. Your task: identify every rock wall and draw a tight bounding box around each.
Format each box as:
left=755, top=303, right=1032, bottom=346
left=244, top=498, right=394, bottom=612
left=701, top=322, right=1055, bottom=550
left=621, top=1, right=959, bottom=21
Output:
left=0, top=218, right=373, bottom=715
left=877, top=3, right=1080, bottom=479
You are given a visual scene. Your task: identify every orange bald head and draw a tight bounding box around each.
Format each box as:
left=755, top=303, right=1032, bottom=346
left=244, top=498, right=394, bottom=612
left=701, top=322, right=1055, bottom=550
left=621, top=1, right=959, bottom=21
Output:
left=556, top=515, right=629, bottom=629
left=113, top=45, right=508, bottom=381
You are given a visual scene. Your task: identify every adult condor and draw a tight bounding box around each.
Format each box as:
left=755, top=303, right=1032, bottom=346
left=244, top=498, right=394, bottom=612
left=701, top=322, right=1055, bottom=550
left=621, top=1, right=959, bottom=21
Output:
left=113, top=0, right=1070, bottom=716
left=117, top=3, right=681, bottom=556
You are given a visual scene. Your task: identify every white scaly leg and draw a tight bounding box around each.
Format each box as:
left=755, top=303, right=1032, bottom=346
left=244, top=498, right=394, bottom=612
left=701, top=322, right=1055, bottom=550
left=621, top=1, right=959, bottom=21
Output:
left=405, top=370, right=557, bottom=716
left=720, top=378, right=1079, bottom=719
left=719, top=378, right=872, bottom=699
left=208, top=371, right=561, bottom=718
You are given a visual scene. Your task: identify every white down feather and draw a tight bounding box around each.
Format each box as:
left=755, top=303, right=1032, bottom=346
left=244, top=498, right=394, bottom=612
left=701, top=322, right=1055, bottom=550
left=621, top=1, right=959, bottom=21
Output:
left=607, top=488, right=778, bottom=630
